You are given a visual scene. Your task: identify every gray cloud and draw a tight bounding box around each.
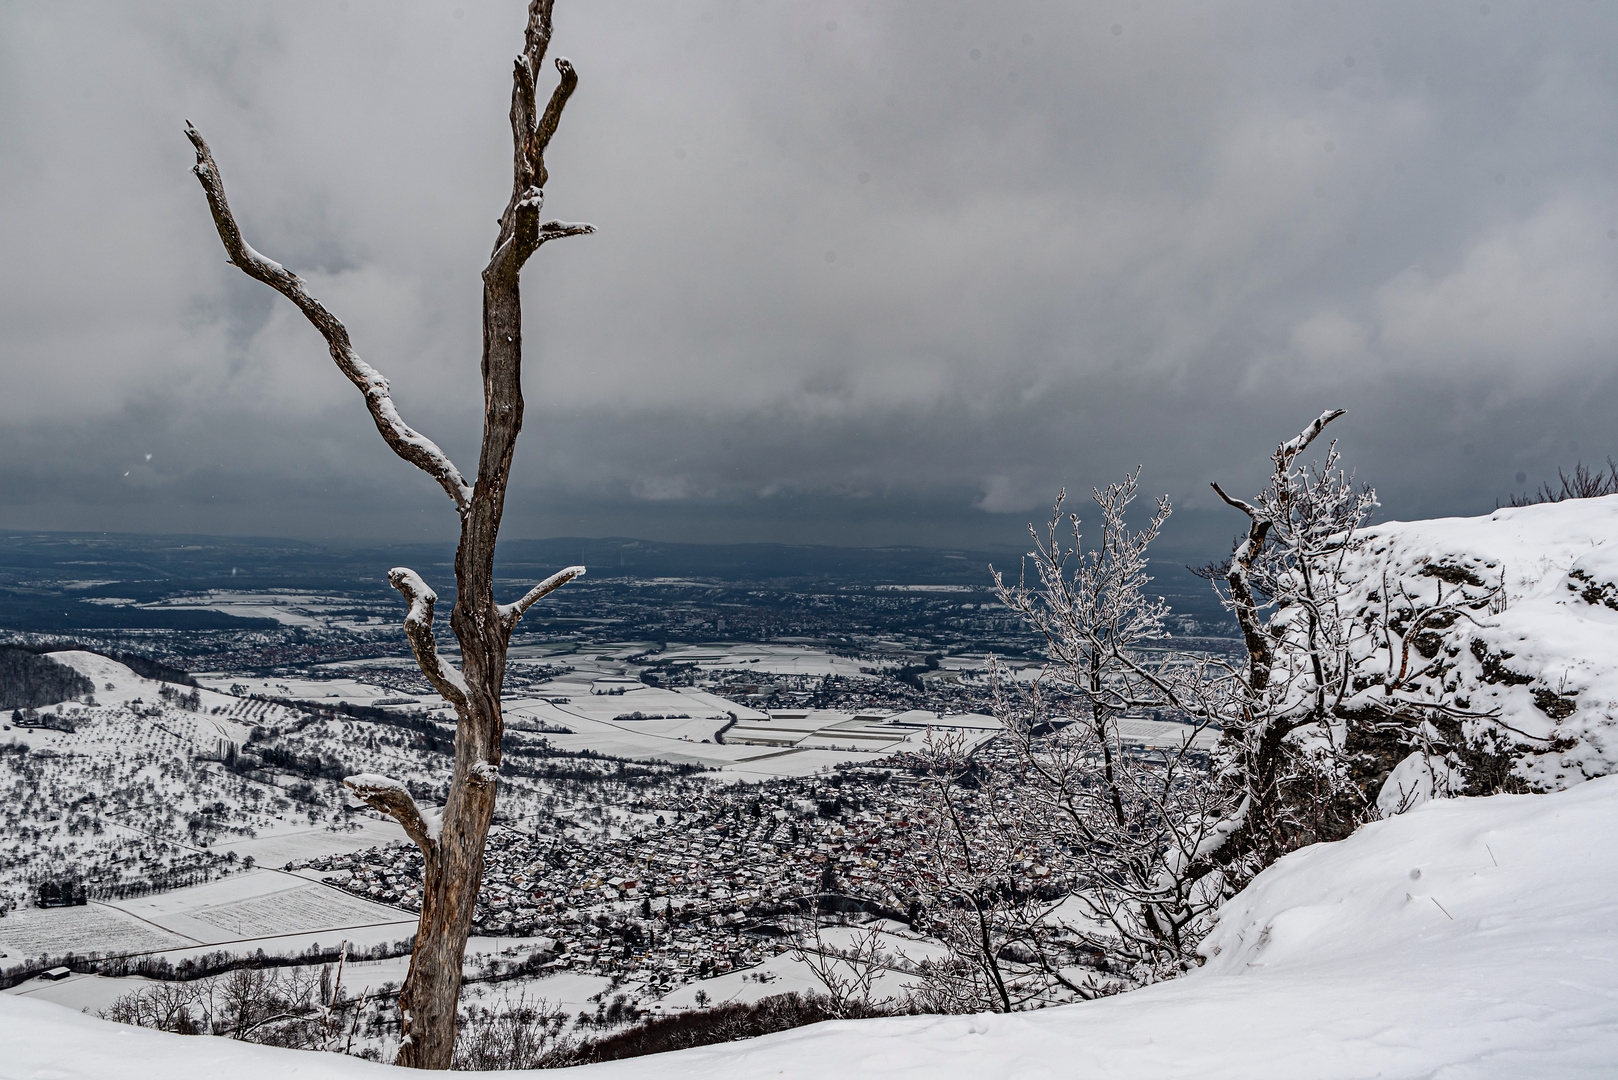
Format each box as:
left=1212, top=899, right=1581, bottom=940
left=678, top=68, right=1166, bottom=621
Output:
left=2, top=1, right=1616, bottom=557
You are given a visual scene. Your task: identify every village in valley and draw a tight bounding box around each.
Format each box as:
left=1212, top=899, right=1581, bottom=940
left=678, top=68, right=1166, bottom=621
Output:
left=0, top=584, right=1216, bottom=1057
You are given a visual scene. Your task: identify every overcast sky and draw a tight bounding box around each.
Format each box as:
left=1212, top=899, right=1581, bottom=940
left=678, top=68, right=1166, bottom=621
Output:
left=2, top=1, right=1616, bottom=556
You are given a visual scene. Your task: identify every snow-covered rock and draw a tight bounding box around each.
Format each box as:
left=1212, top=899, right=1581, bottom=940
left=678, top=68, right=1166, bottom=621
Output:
left=6, top=777, right=1618, bottom=1078
left=1342, top=495, right=1618, bottom=790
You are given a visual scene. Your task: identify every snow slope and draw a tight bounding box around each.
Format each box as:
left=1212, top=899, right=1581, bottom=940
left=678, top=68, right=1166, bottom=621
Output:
left=5, top=776, right=1617, bottom=1079
left=1342, top=495, right=1618, bottom=789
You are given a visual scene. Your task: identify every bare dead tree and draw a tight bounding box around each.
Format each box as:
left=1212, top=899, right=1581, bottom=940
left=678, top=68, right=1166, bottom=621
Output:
left=789, top=918, right=899, bottom=1018
left=184, top=1, right=591, bottom=1067
left=909, top=730, right=1081, bottom=1012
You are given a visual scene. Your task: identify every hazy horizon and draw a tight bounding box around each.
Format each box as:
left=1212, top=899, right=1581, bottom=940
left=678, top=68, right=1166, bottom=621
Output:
left=4, top=2, right=1614, bottom=551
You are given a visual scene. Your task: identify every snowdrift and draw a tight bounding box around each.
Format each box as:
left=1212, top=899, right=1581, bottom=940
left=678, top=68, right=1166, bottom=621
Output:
left=5, top=776, right=1617, bottom=1079
left=1342, top=495, right=1618, bottom=789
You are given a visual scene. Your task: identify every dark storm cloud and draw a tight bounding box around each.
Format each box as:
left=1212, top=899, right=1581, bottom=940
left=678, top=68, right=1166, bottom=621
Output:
left=2, top=1, right=1616, bottom=555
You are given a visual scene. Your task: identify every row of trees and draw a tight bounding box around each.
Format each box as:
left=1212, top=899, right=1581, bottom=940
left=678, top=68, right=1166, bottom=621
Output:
left=909, top=410, right=1505, bottom=1009
left=101, top=952, right=386, bottom=1055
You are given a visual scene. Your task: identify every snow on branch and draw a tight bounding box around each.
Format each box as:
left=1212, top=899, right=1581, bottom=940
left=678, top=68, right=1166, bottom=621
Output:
left=1210, top=409, right=1345, bottom=527
left=492, top=1, right=593, bottom=274
left=1209, top=482, right=1262, bottom=521
left=184, top=124, right=474, bottom=514
left=500, top=565, right=585, bottom=631
left=537, top=219, right=595, bottom=244
left=344, top=773, right=439, bottom=853
left=388, top=567, right=470, bottom=706
left=1277, top=408, right=1346, bottom=466
left=1210, top=408, right=1347, bottom=693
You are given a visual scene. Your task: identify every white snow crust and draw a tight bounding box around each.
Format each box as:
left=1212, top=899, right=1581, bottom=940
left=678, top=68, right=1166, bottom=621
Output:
left=5, top=777, right=1617, bottom=1078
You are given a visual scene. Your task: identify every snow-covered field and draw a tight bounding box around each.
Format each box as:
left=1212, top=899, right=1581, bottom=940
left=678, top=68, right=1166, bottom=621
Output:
left=106, top=870, right=411, bottom=946
left=0, top=870, right=415, bottom=960
left=504, top=675, right=1003, bottom=779
left=6, top=776, right=1616, bottom=1078
left=0, top=902, right=189, bottom=959
left=0, top=652, right=335, bottom=912
left=658, top=644, right=879, bottom=679
left=195, top=640, right=1006, bottom=780
left=193, top=672, right=424, bottom=707
left=210, top=817, right=407, bottom=867
left=3, top=940, right=613, bottom=1027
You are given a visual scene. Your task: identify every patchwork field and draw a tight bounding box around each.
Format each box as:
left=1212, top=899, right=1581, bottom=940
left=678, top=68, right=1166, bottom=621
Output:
left=0, top=903, right=190, bottom=960
left=105, top=871, right=412, bottom=946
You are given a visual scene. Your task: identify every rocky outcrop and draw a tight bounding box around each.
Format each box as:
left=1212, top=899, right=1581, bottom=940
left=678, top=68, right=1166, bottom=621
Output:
left=1342, top=495, right=1618, bottom=793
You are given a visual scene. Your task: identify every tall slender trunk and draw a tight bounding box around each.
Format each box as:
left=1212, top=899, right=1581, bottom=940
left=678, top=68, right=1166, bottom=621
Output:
left=185, top=2, right=594, bottom=1067
left=394, top=196, right=529, bottom=1069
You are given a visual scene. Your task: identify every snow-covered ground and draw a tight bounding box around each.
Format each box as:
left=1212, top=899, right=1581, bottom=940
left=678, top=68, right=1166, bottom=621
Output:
left=0, top=868, right=416, bottom=962
left=658, top=644, right=879, bottom=679
left=5, top=776, right=1616, bottom=1078
left=504, top=678, right=1002, bottom=779
left=1345, top=494, right=1618, bottom=788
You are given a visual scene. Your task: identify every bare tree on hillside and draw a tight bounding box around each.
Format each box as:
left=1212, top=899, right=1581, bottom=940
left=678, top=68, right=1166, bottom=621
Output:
left=1504, top=457, right=1618, bottom=507
left=1204, top=410, right=1501, bottom=877
left=184, top=1, right=591, bottom=1066
left=990, top=475, right=1231, bottom=982
left=913, top=419, right=1502, bottom=1002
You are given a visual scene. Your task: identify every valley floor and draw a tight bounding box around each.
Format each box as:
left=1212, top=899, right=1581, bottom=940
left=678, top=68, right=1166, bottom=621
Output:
left=5, top=776, right=1617, bottom=1078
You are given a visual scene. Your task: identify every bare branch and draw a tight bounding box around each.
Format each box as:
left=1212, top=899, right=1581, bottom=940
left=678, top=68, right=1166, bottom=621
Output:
left=499, top=565, right=586, bottom=631
left=531, top=58, right=578, bottom=186
left=184, top=124, right=474, bottom=513
left=1209, top=481, right=1259, bottom=519
left=1276, top=408, right=1346, bottom=467
left=495, top=1, right=589, bottom=270
left=344, top=773, right=437, bottom=854
left=388, top=567, right=470, bottom=706
left=537, top=219, right=595, bottom=244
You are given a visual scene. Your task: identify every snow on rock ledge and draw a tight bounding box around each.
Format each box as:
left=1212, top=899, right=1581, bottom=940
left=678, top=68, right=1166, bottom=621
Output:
left=6, top=779, right=1618, bottom=1078
left=1342, top=494, right=1618, bottom=790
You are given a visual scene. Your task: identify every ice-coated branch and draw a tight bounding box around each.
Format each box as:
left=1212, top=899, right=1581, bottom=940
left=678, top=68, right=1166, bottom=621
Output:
left=1211, top=409, right=1346, bottom=695
left=184, top=124, right=474, bottom=514
left=1276, top=408, right=1346, bottom=467
left=388, top=567, right=470, bottom=706
left=344, top=773, right=439, bottom=854
left=499, top=565, right=586, bottom=631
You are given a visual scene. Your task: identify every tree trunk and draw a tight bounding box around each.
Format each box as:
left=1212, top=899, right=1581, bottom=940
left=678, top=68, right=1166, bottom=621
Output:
left=395, top=218, right=528, bottom=1067
left=185, top=2, right=594, bottom=1067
